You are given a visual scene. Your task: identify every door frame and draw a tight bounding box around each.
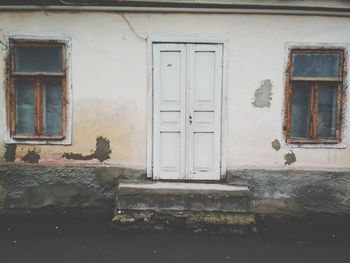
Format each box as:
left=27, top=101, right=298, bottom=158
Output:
left=146, top=35, right=229, bottom=180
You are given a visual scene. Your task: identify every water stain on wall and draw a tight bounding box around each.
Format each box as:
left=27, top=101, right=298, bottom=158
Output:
left=252, top=79, right=273, bottom=108
left=62, top=136, right=112, bottom=162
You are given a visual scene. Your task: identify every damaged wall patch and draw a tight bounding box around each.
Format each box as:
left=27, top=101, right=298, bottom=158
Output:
left=22, top=150, right=40, bottom=164
left=4, top=144, right=17, bottom=162
left=284, top=151, right=296, bottom=165
left=62, top=136, right=112, bottom=162
left=271, top=139, right=281, bottom=151
left=252, top=79, right=273, bottom=108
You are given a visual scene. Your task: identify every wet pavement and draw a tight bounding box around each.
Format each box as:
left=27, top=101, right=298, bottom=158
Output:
left=0, top=214, right=349, bottom=263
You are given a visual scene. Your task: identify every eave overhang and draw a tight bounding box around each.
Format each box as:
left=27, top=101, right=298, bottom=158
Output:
left=1, top=0, right=350, bottom=16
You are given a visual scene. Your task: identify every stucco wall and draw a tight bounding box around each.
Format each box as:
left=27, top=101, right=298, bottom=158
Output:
left=0, top=11, right=350, bottom=171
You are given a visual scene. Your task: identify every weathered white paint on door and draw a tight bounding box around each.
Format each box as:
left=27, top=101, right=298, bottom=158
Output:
left=153, top=43, right=223, bottom=180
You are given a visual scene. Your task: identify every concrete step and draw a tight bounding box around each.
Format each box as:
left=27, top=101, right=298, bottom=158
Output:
left=116, top=181, right=253, bottom=213
left=112, top=181, right=256, bottom=233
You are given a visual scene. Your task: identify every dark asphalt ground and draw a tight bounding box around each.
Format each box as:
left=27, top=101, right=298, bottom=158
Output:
left=0, top=214, right=349, bottom=263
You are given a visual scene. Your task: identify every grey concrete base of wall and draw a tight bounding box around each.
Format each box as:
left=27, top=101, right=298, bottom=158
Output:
left=1, top=164, right=350, bottom=218
left=227, top=169, right=350, bottom=216
left=0, top=163, right=146, bottom=215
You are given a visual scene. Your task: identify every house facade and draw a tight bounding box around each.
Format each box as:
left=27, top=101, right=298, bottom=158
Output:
left=0, top=0, right=350, bottom=222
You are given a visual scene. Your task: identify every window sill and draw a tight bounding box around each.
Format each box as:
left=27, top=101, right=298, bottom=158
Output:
left=286, top=138, right=340, bottom=144
left=284, top=139, right=346, bottom=149
left=12, top=135, right=65, bottom=140
left=5, top=135, right=71, bottom=145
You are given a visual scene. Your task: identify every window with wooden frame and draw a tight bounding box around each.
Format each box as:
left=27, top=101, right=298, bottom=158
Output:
left=284, top=48, right=345, bottom=144
left=7, top=40, right=67, bottom=140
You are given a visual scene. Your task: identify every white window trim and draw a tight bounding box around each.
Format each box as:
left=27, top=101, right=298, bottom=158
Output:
left=3, top=35, right=73, bottom=145
left=282, top=42, right=350, bottom=149
left=146, top=35, right=229, bottom=179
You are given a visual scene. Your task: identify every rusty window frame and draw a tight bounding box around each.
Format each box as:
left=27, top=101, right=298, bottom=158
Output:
left=7, top=39, right=67, bottom=140
left=284, top=47, right=345, bottom=144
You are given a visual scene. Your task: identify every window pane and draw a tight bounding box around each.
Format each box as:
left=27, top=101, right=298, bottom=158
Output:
left=291, top=83, right=311, bottom=138
left=43, top=80, right=62, bottom=135
left=15, top=79, right=34, bottom=134
left=292, top=53, right=340, bottom=78
left=14, top=46, right=62, bottom=73
left=317, top=85, right=337, bottom=138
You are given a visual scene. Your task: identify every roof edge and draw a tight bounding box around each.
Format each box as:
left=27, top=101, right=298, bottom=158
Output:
left=1, top=1, right=350, bottom=16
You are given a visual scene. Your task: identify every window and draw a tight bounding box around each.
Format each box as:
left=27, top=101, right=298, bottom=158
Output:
left=284, top=48, right=345, bottom=144
left=7, top=40, right=67, bottom=140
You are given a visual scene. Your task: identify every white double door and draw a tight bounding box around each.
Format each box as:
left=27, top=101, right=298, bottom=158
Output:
left=152, top=43, right=223, bottom=180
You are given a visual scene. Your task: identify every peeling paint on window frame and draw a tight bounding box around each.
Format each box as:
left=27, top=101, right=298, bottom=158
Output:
left=283, top=46, right=347, bottom=145
left=4, top=35, right=72, bottom=145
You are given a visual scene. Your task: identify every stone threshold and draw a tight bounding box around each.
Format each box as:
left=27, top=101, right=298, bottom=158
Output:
left=118, top=181, right=251, bottom=197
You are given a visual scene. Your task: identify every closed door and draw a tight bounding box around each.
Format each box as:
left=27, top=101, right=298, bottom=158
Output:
left=152, top=43, right=223, bottom=180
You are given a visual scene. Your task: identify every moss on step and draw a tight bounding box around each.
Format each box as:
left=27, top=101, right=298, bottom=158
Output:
left=188, top=213, right=255, bottom=225
left=113, top=213, right=136, bottom=223
left=111, top=210, right=256, bottom=234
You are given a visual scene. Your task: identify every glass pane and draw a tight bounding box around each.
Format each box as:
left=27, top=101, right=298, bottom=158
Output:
left=291, top=83, right=311, bottom=138
left=292, top=53, right=340, bottom=78
left=43, top=80, right=62, bottom=135
left=15, top=79, right=34, bottom=134
left=14, top=46, right=62, bottom=73
left=317, top=85, right=337, bottom=138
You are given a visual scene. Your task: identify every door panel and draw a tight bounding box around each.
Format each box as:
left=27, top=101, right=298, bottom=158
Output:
left=159, top=133, right=181, bottom=177
left=159, top=51, right=182, bottom=108
left=193, top=132, right=214, bottom=172
left=188, top=44, right=222, bottom=180
left=153, top=44, right=187, bottom=180
left=153, top=43, right=222, bottom=180
left=194, top=51, right=216, bottom=108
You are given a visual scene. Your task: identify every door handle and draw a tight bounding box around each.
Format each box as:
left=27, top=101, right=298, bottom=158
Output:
left=189, top=115, right=192, bottom=125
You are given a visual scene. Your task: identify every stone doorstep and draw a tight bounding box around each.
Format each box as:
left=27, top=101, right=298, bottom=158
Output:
left=114, top=181, right=255, bottom=233
left=116, top=181, right=254, bottom=213
left=116, top=194, right=254, bottom=213
left=117, top=181, right=251, bottom=197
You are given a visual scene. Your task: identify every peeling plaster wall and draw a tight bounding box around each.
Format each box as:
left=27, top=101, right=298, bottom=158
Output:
left=0, top=12, right=350, bottom=170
